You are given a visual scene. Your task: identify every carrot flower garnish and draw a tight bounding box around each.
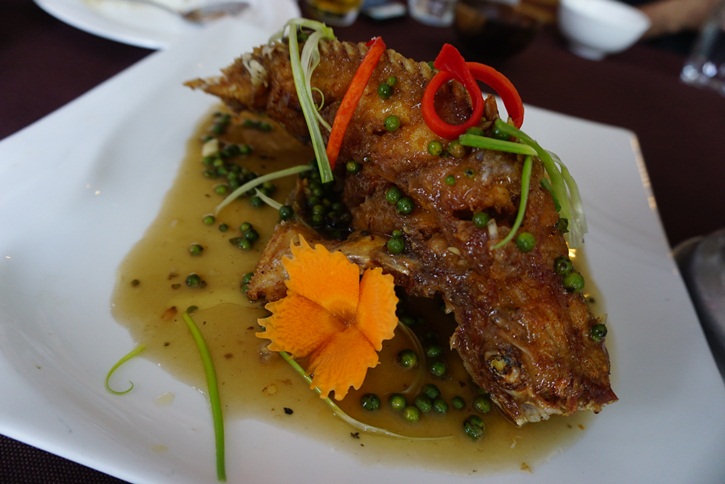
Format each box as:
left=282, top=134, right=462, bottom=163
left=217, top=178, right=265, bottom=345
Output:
left=257, top=236, right=398, bottom=400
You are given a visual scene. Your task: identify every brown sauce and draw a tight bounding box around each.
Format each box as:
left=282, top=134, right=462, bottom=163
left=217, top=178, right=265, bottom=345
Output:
left=111, top=108, right=593, bottom=476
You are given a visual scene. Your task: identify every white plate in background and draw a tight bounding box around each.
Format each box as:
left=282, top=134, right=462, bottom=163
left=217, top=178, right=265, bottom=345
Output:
left=1, top=18, right=724, bottom=484
left=34, top=0, right=299, bottom=49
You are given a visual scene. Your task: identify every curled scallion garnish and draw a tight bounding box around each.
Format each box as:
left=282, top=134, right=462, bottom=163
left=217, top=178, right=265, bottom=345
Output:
left=283, top=18, right=336, bottom=183
left=215, top=164, right=312, bottom=215
left=493, top=155, right=533, bottom=249
left=181, top=311, right=226, bottom=482
left=493, top=118, right=587, bottom=247
left=105, top=344, right=145, bottom=395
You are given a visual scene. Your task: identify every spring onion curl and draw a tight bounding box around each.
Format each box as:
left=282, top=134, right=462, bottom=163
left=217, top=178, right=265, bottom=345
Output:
left=395, top=322, right=425, bottom=396
left=254, top=188, right=283, bottom=211
left=493, top=118, right=587, bottom=248
left=105, top=344, right=146, bottom=395
left=280, top=18, right=336, bottom=183
left=494, top=155, right=533, bottom=249
left=278, top=351, right=451, bottom=441
left=215, top=164, right=312, bottom=215
left=181, top=311, right=226, bottom=482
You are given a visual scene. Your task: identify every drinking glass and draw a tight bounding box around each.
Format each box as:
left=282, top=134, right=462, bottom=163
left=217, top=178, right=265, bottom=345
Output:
left=681, top=0, right=725, bottom=95
left=306, top=0, right=364, bottom=26
left=408, top=0, right=458, bottom=27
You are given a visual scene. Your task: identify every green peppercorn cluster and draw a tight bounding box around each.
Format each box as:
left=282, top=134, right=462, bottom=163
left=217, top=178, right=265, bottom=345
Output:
left=299, top=164, right=352, bottom=239
left=357, top=309, right=494, bottom=440
left=553, top=255, right=585, bottom=292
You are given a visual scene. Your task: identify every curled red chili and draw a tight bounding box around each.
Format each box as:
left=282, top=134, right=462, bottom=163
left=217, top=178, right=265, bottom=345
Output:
left=422, top=44, right=524, bottom=139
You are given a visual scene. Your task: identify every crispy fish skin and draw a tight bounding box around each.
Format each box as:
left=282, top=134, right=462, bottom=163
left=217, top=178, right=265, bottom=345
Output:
left=188, top=39, right=617, bottom=425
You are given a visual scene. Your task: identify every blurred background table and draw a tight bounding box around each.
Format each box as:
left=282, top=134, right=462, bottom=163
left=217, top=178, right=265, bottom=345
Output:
left=1, top=0, right=723, bottom=481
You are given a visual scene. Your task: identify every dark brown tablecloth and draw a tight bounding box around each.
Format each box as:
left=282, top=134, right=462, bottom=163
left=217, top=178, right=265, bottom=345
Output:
left=1, top=0, right=724, bottom=482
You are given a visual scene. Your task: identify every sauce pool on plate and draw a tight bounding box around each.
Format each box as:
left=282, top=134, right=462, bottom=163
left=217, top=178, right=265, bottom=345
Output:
left=111, top=108, right=592, bottom=476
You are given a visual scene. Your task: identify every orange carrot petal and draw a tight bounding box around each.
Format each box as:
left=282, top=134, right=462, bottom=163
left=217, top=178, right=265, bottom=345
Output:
left=355, top=268, right=398, bottom=351
left=306, top=326, right=379, bottom=400
left=325, top=36, right=387, bottom=168
left=257, top=294, right=344, bottom=357
left=283, top=237, right=360, bottom=319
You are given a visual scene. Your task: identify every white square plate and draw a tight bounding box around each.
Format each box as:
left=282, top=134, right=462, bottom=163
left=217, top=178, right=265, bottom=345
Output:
left=1, top=18, right=723, bottom=484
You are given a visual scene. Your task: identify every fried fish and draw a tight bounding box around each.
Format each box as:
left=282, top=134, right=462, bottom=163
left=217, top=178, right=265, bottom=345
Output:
left=187, top=37, right=617, bottom=425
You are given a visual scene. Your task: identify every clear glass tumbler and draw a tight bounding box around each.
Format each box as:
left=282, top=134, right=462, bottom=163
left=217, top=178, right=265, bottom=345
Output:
left=408, top=0, right=458, bottom=27
left=681, top=0, right=725, bottom=95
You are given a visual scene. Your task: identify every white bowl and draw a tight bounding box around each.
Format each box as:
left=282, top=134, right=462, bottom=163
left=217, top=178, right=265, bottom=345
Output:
left=558, top=0, right=651, bottom=60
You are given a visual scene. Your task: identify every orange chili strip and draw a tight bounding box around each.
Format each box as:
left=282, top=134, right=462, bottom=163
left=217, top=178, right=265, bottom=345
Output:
left=326, top=36, right=387, bottom=168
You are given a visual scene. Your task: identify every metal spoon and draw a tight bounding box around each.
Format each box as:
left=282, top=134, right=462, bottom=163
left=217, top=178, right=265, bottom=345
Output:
left=121, top=0, right=250, bottom=24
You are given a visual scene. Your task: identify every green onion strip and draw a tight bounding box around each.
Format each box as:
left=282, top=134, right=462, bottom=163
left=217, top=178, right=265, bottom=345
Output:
left=493, top=118, right=587, bottom=247
left=181, top=311, right=226, bottom=482
left=215, top=164, right=311, bottom=215
left=278, top=351, right=451, bottom=441
left=104, top=344, right=146, bottom=395
left=458, top=134, right=538, bottom=156
left=285, top=19, right=337, bottom=183
left=493, top=155, right=532, bottom=249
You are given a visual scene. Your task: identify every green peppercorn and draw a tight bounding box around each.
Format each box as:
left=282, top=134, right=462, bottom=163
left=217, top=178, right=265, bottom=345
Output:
left=422, top=384, right=441, bottom=400
left=433, top=398, right=449, bottom=414
left=185, top=273, right=205, bottom=288
left=243, top=227, right=259, bottom=243
left=240, top=222, right=252, bottom=232
left=473, top=395, right=492, bottom=414
left=425, top=343, right=443, bottom=359
left=554, top=256, right=574, bottom=275
left=444, top=175, right=456, bottom=186
left=515, top=232, right=537, bottom=252
left=414, top=394, right=433, bottom=413
left=396, top=197, right=415, bottom=215
left=403, top=405, right=421, bottom=423
left=491, top=125, right=508, bottom=140
left=447, top=140, right=466, bottom=158
left=387, top=236, right=405, bottom=255
left=279, top=205, right=294, bottom=221
left=430, top=360, right=447, bottom=377
left=218, top=223, right=229, bottom=232
left=391, top=229, right=404, bottom=238
left=386, top=75, right=398, bottom=86
left=556, top=217, right=569, bottom=234
left=188, top=243, right=204, bottom=256
left=360, top=393, right=381, bottom=411
left=250, top=195, right=263, bottom=207
left=465, top=127, right=485, bottom=137
left=389, top=394, right=407, bottom=412
left=346, top=160, right=362, bottom=174
left=472, top=212, right=490, bottom=228
left=241, top=272, right=254, bottom=293
left=384, top=115, right=401, bottom=132
left=214, top=184, right=228, bottom=195
left=563, top=271, right=585, bottom=292
left=427, top=140, right=444, bottom=156
left=397, top=349, right=419, bottom=369
left=591, top=323, right=608, bottom=342
left=451, top=396, right=466, bottom=410
left=463, top=415, right=486, bottom=440
left=385, top=186, right=402, bottom=204
left=230, top=237, right=252, bottom=250
left=202, top=214, right=216, bottom=225
left=377, top=82, right=392, bottom=99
